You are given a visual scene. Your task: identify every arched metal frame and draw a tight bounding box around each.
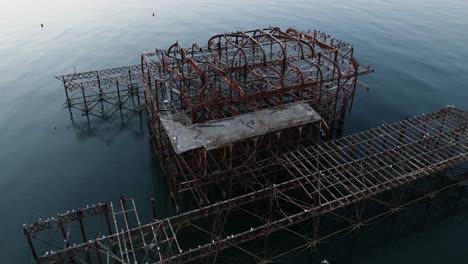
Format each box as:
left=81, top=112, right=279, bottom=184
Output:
left=138, top=27, right=374, bottom=211
left=141, top=27, right=371, bottom=125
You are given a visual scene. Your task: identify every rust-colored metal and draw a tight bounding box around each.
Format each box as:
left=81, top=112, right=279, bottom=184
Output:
left=55, top=29, right=374, bottom=206
left=23, top=107, right=468, bottom=263
left=27, top=27, right=468, bottom=264
left=56, top=65, right=144, bottom=121
left=140, top=27, right=373, bottom=208
left=142, top=27, right=372, bottom=125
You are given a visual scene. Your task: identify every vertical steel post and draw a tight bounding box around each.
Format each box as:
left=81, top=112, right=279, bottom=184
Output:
left=63, top=77, right=71, bottom=107
left=24, top=232, right=38, bottom=261
left=95, top=240, right=103, bottom=264
left=116, top=80, right=122, bottom=108
left=104, top=207, right=113, bottom=235
left=151, top=198, right=157, bottom=219
left=78, top=211, right=87, bottom=243
left=77, top=210, right=90, bottom=261
left=97, top=72, right=106, bottom=118
left=59, top=221, right=70, bottom=248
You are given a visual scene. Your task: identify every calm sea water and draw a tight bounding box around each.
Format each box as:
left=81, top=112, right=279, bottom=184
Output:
left=1, top=0, right=468, bottom=262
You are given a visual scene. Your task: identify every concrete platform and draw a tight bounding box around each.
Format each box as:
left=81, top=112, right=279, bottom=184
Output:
left=160, top=101, right=322, bottom=154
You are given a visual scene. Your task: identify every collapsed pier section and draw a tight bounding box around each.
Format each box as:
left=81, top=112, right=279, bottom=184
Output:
left=57, top=65, right=144, bottom=121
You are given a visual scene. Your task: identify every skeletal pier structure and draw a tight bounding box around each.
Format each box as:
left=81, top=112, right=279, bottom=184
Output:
left=140, top=27, right=373, bottom=207
left=54, top=27, right=374, bottom=209
left=58, top=65, right=144, bottom=121
left=57, top=65, right=146, bottom=145
left=26, top=27, right=467, bottom=263
left=24, top=107, right=468, bottom=263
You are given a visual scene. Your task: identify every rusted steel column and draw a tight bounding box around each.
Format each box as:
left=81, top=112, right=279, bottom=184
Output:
left=116, top=80, right=122, bottom=108
left=120, top=196, right=130, bottom=225
left=95, top=240, right=103, bottom=264
left=104, top=207, right=113, bottom=235
left=58, top=221, right=70, bottom=248
left=77, top=211, right=87, bottom=243
left=24, top=232, right=38, bottom=261
left=81, top=83, right=88, bottom=113
left=128, top=67, right=132, bottom=86
left=147, top=68, right=159, bottom=112
left=135, top=84, right=141, bottom=109
left=151, top=198, right=158, bottom=219
left=312, top=215, right=321, bottom=242
left=77, top=210, right=90, bottom=261
left=97, top=73, right=106, bottom=118
left=62, top=77, right=70, bottom=107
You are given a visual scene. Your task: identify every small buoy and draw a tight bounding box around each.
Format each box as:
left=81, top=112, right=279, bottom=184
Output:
left=152, top=13, right=155, bottom=16
left=41, top=24, right=43, bottom=28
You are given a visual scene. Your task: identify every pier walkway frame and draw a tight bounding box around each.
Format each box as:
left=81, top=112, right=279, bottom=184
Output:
left=24, top=106, right=468, bottom=263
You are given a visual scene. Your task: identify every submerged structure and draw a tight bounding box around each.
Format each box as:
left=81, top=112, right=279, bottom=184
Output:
left=24, top=27, right=468, bottom=263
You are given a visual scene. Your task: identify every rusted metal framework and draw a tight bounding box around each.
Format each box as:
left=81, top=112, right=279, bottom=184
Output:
left=142, top=27, right=372, bottom=125
left=24, top=107, right=468, bottom=263
left=57, top=65, right=144, bottom=121
left=45, top=27, right=468, bottom=264
left=54, top=27, right=374, bottom=208
left=57, top=65, right=146, bottom=144
left=141, top=27, right=373, bottom=207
